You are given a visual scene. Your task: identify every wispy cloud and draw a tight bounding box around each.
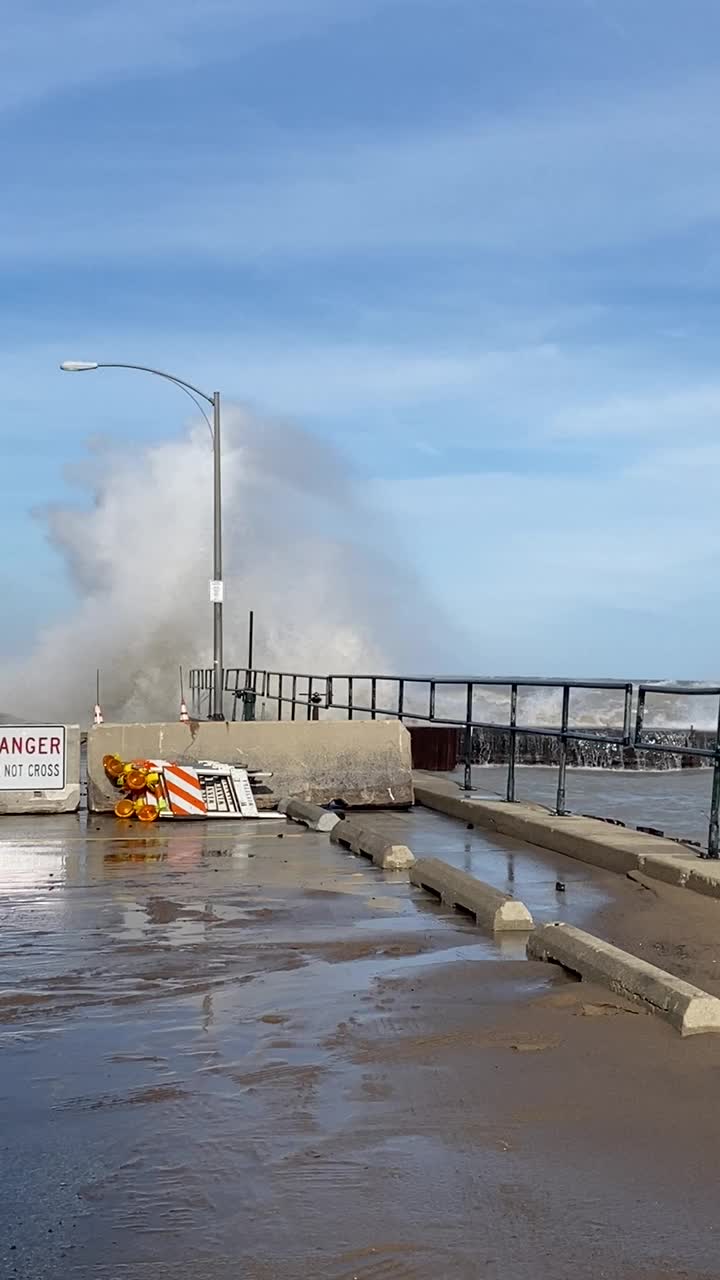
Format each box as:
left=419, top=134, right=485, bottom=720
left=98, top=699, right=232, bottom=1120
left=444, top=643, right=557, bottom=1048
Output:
left=0, top=0, right=401, bottom=113
left=2, top=73, right=719, bottom=265
left=374, top=439, right=720, bottom=673
left=551, top=386, right=720, bottom=441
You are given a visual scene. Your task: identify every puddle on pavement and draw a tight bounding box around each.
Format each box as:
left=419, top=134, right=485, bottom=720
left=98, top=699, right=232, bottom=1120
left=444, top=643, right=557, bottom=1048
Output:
left=373, top=806, right=615, bottom=925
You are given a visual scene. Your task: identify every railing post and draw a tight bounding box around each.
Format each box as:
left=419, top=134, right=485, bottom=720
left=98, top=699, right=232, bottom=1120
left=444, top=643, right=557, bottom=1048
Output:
left=371, top=678, right=377, bottom=721
left=707, top=698, right=720, bottom=859
left=291, top=674, right=298, bottom=721
left=398, top=680, right=405, bottom=721
left=635, top=688, right=646, bottom=744
left=326, top=676, right=333, bottom=710
left=463, top=682, right=473, bottom=792
left=708, top=762, right=720, bottom=860
left=555, top=684, right=570, bottom=815
left=277, top=674, right=283, bottom=721
left=623, top=683, right=633, bottom=743
left=306, top=677, right=313, bottom=720
left=506, top=683, right=517, bottom=802
left=429, top=681, right=436, bottom=721
left=348, top=677, right=354, bottom=721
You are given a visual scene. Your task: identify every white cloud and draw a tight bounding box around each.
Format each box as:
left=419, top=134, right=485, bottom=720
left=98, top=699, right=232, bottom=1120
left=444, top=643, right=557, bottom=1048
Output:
left=377, top=443, right=720, bottom=624
left=3, top=74, right=720, bottom=263
left=0, top=0, right=381, bottom=113
left=551, top=387, right=720, bottom=440
left=0, top=334, right=569, bottom=424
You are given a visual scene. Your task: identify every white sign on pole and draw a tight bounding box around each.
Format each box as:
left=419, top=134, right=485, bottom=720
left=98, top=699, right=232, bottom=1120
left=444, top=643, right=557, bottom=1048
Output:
left=209, top=580, right=224, bottom=603
left=0, top=726, right=66, bottom=791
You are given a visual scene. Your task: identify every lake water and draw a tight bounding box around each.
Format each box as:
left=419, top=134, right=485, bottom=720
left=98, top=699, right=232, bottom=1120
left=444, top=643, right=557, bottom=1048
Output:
left=452, top=763, right=714, bottom=848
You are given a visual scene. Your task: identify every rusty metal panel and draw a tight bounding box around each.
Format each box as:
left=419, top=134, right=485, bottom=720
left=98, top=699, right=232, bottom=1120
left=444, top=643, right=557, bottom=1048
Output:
left=408, top=725, right=459, bottom=772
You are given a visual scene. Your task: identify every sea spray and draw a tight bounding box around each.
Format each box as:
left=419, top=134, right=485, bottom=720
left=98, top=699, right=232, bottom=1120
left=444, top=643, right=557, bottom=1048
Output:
left=0, top=406, right=456, bottom=722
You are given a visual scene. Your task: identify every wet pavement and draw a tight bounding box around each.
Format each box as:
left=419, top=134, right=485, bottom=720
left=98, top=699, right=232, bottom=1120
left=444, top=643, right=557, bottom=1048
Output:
left=367, top=806, right=616, bottom=927
left=3, top=811, right=720, bottom=1278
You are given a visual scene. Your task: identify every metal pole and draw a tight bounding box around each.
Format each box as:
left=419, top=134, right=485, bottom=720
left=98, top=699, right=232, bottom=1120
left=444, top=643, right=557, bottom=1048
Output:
left=708, top=697, right=720, bottom=859
left=463, top=682, right=473, bottom=792
left=248, top=609, right=254, bottom=677
left=555, top=684, right=570, bottom=815
left=622, top=683, right=633, bottom=743
left=635, top=688, right=646, bottom=744
left=708, top=761, right=720, bottom=859
left=506, top=683, right=517, bottom=802
left=210, top=391, right=224, bottom=720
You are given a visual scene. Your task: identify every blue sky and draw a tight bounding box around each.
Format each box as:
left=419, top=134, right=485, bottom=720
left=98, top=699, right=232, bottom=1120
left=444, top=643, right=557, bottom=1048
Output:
left=4, top=0, right=720, bottom=675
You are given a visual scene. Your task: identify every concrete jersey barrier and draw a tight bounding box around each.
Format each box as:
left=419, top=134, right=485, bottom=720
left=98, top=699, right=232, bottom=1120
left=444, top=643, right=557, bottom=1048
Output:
left=409, top=857, right=533, bottom=932
left=331, top=819, right=415, bottom=870
left=280, top=798, right=341, bottom=832
left=88, top=720, right=413, bottom=813
left=0, top=724, right=81, bottom=815
left=528, top=922, right=720, bottom=1036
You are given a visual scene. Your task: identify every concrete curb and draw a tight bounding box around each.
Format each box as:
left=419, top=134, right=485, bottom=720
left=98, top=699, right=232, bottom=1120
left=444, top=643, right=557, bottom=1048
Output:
left=528, top=922, right=720, bottom=1036
left=409, top=857, right=533, bottom=932
left=331, top=819, right=415, bottom=870
left=279, top=798, right=341, bottom=832
left=414, top=773, right=720, bottom=901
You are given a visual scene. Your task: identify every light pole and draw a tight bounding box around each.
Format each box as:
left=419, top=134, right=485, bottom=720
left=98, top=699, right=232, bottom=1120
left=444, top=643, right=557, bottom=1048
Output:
left=60, top=361, right=225, bottom=720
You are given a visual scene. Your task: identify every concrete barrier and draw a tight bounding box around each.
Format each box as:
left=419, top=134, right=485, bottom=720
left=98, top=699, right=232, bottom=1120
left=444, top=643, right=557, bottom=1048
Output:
left=331, top=819, right=415, bottom=870
left=0, top=725, right=81, bottom=815
left=280, top=798, right=341, bottom=832
left=528, top=922, right=720, bottom=1036
left=409, top=857, right=533, bottom=932
left=414, top=773, right=720, bottom=901
left=88, top=720, right=413, bottom=813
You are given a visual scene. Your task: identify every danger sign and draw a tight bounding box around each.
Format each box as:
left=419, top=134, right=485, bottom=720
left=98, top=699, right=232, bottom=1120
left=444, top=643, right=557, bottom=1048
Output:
left=0, top=726, right=66, bottom=791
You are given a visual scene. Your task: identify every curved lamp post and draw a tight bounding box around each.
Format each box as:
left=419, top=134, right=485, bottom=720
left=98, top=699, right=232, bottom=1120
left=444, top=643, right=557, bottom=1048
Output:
left=60, top=361, right=225, bottom=720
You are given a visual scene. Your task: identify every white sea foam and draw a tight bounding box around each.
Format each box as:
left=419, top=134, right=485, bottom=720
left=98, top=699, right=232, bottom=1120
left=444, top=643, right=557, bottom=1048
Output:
left=0, top=406, right=455, bottom=722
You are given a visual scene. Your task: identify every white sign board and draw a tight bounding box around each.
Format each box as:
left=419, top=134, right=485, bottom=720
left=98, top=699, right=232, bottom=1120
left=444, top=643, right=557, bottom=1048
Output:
left=209, top=579, right=224, bottom=603
left=0, top=726, right=66, bottom=791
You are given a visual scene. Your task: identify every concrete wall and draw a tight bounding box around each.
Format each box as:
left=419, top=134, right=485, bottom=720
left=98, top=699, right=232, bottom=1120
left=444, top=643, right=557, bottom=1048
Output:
left=0, top=725, right=81, bottom=815
left=88, top=719, right=413, bottom=813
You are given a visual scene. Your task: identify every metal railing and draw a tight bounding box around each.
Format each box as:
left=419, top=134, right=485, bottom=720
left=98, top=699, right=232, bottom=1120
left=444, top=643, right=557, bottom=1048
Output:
left=188, top=667, right=720, bottom=858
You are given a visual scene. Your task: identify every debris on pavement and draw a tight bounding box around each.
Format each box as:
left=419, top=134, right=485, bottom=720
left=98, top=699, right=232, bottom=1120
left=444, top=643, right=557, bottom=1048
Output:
left=102, top=754, right=282, bottom=822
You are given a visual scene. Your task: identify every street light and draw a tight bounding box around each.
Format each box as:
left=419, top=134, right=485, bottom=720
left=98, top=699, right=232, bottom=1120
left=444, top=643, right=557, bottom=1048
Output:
left=60, top=360, right=225, bottom=720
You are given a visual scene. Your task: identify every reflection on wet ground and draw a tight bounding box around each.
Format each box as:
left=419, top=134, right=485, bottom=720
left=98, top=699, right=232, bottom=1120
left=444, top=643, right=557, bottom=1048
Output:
left=2, top=812, right=720, bottom=1278
left=368, top=805, right=615, bottom=925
